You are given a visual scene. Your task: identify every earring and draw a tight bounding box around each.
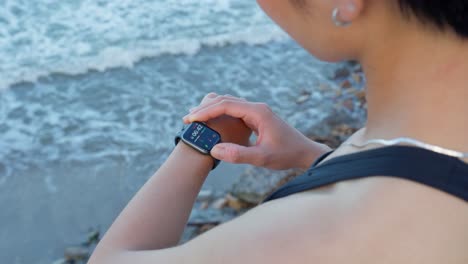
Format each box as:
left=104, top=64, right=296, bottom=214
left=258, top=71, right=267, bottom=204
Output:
left=332, top=8, right=351, bottom=27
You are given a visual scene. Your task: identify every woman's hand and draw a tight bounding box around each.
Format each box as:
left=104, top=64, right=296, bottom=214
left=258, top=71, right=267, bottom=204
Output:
left=189, top=93, right=253, bottom=148
left=184, top=94, right=331, bottom=170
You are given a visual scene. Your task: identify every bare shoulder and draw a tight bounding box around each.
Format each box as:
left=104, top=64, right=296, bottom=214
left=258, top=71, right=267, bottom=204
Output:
left=181, top=176, right=468, bottom=264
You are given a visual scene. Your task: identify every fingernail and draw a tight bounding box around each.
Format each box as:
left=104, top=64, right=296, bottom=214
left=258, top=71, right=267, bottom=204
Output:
left=187, top=115, right=196, bottom=122
left=189, top=107, right=197, bottom=113
left=211, top=145, right=224, bottom=159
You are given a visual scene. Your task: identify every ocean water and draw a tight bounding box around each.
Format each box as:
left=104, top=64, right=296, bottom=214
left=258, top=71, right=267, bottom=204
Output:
left=0, top=0, right=349, bottom=263
left=0, top=0, right=286, bottom=89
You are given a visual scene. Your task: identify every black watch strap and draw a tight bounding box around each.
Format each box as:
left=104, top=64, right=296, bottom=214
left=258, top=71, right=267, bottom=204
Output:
left=175, top=126, right=221, bottom=170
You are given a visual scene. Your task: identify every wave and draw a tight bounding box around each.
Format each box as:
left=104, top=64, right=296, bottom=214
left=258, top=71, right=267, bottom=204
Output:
left=1, top=26, right=288, bottom=90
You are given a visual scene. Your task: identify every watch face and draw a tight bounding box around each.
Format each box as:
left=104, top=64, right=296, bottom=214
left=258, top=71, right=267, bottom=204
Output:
left=182, top=122, right=221, bottom=153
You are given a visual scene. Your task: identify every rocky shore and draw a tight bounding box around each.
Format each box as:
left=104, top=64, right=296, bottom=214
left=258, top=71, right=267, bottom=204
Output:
left=53, top=62, right=366, bottom=264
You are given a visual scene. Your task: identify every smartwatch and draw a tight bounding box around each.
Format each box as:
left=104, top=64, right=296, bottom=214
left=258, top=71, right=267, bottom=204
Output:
left=175, top=122, right=221, bottom=170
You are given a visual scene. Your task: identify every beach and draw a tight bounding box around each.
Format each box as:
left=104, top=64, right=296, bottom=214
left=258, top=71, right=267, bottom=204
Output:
left=0, top=1, right=366, bottom=263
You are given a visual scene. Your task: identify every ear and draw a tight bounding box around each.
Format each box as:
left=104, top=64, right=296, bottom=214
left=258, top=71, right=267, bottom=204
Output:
left=336, top=0, right=364, bottom=23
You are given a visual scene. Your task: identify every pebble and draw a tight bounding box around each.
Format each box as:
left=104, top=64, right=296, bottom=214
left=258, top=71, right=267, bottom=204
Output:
left=352, top=73, right=363, bottom=84
left=199, top=201, right=209, bottom=210
left=355, top=90, right=366, bottom=103
left=340, top=80, right=353, bottom=89
left=342, top=99, right=355, bottom=111
left=199, top=224, right=217, bottom=234
left=318, top=83, right=331, bottom=92
left=52, top=258, right=67, bottom=264
left=231, top=167, right=302, bottom=204
left=353, top=63, right=363, bottom=73
left=64, top=246, right=90, bottom=261
left=225, top=193, right=252, bottom=211
left=197, top=189, right=213, bottom=202
left=212, top=197, right=228, bottom=209
left=85, top=230, right=100, bottom=246
left=331, top=124, right=358, bottom=138
left=295, top=93, right=310, bottom=105
left=332, top=67, right=351, bottom=80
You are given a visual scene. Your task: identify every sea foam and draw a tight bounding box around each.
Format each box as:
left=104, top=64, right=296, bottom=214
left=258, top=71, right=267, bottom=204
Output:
left=0, top=0, right=287, bottom=90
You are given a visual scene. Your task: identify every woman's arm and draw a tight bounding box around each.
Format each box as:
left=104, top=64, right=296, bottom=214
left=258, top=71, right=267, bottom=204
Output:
left=88, top=94, right=332, bottom=264
left=89, top=94, right=253, bottom=262
left=89, top=142, right=213, bottom=258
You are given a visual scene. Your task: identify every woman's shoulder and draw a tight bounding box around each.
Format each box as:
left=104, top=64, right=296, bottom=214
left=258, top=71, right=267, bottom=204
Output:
left=296, top=175, right=468, bottom=262
left=286, top=175, right=468, bottom=261
left=179, top=175, right=468, bottom=264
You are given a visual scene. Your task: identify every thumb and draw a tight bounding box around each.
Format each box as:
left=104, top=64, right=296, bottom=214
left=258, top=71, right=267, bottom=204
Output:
left=211, top=143, right=265, bottom=165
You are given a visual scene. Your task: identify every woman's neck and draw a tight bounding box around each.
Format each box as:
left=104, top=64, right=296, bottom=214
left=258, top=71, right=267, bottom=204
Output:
left=360, top=27, right=468, bottom=151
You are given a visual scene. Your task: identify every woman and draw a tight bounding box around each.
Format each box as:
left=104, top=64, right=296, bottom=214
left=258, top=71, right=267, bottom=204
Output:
left=89, top=0, right=468, bottom=263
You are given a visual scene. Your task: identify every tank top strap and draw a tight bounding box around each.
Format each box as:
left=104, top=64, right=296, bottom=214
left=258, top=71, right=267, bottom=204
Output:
left=264, top=146, right=468, bottom=203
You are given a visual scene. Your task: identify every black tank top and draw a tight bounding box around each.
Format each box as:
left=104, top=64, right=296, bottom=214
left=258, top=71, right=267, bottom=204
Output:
left=263, top=146, right=468, bottom=203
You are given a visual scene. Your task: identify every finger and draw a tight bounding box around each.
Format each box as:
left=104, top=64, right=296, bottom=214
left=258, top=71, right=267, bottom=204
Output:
left=199, top=94, right=245, bottom=108
left=189, top=95, right=246, bottom=115
left=190, top=100, right=271, bottom=124
left=193, top=92, right=219, bottom=110
left=185, top=99, right=261, bottom=124
left=203, top=92, right=218, bottom=100
left=188, top=93, right=219, bottom=113
left=211, top=143, right=267, bottom=166
left=222, top=94, right=246, bottom=101
left=201, top=93, right=240, bottom=105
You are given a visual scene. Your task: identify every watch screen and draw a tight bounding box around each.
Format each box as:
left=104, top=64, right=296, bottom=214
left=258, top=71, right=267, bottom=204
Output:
left=183, top=123, right=221, bottom=152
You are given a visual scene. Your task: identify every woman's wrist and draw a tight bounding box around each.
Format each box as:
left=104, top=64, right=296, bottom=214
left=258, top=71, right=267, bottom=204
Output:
left=174, top=141, right=216, bottom=171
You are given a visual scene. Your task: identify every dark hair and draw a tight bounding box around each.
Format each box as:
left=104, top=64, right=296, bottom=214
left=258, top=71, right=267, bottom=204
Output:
left=398, top=0, right=468, bottom=38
